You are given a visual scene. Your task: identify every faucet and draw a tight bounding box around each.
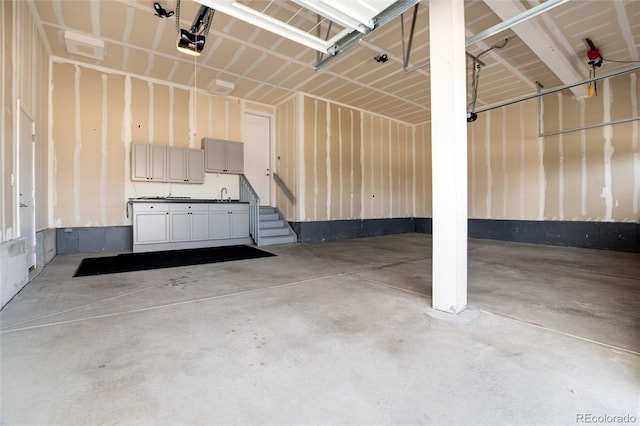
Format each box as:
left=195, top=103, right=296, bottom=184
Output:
left=220, top=187, right=228, bottom=200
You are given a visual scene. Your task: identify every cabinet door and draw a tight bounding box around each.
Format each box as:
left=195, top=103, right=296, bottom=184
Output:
left=134, top=211, right=170, bottom=244
left=190, top=210, right=210, bottom=241
left=131, top=143, right=150, bottom=181
left=170, top=211, right=190, bottom=242
left=209, top=211, right=231, bottom=240
left=187, top=149, right=205, bottom=183
left=230, top=211, right=249, bottom=238
left=226, top=142, right=244, bottom=173
left=203, top=139, right=226, bottom=172
left=149, top=145, right=167, bottom=181
left=167, top=147, right=187, bottom=182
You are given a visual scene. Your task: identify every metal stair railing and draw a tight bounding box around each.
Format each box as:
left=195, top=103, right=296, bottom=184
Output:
left=273, top=172, right=296, bottom=205
left=239, top=174, right=261, bottom=245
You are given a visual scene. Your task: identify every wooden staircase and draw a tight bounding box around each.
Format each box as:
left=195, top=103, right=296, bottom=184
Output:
left=258, top=206, right=297, bottom=246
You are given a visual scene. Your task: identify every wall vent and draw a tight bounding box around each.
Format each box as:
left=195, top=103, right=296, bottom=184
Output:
left=64, top=31, right=105, bottom=61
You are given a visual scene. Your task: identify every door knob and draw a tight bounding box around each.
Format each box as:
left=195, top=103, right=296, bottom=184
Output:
left=20, top=203, right=28, bottom=208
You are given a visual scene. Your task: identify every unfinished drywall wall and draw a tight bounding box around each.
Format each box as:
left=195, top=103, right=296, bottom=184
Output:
left=50, top=61, right=274, bottom=228
left=1, top=0, right=49, bottom=242
left=361, top=111, right=414, bottom=220
left=1, top=0, right=50, bottom=307
left=541, top=72, right=639, bottom=222
left=467, top=71, right=639, bottom=223
left=283, top=95, right=415, bottom=223
left=1, top=0, right=14, bottom=242
left=467, top=100, right=542, bottom=220
left=414, top=122, right=433, bottom=218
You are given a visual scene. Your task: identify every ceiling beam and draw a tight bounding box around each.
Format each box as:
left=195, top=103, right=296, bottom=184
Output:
left=482, top=0, right=588, bottom=99
left=614, top=1, right=639, bottom=62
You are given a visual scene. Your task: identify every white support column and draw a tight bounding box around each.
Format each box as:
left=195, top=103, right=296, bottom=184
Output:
left=429, top=0, right=468, bottom=314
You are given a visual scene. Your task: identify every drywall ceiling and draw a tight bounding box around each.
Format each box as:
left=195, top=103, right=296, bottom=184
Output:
left=30, top=0, right=640, bottom=124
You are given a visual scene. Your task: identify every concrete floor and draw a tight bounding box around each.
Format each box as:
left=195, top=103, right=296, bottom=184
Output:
left=1, top=234, right=638, bottom=425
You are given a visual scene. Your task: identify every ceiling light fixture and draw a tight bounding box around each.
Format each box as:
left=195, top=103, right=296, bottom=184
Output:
left=209, top=79, right=235, bottom=95
left=176, top=0, right=215, bottom=56
left=64, top=31, right=105, bottom=61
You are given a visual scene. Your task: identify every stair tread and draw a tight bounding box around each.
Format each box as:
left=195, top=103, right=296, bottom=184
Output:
left=261, top=227, right=291, bottom=236
left=259, top=234, right=297, bottom=246
left=255, top=206, right=297, bottom=246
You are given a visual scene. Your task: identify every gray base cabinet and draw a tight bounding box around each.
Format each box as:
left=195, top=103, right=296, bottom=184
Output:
left=169, top=204, right=209, bottom=242
left=132, top=201, right=251, bottom=253
left=209, top=204, right=249, bottom=240
left=133, top=203, right=170, bottom=244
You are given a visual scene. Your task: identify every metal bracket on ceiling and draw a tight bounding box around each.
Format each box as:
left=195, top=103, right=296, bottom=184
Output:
left=400, top=3, right=485, bottom=75
left=314, top=0, right=419, bottom=70
left=400, top=0, right=568, bottom=75
left=316, top=14, right=334, bottom=65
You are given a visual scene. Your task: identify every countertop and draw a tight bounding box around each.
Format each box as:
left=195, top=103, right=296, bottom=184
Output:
left=128, top=197, right=248, bottom=204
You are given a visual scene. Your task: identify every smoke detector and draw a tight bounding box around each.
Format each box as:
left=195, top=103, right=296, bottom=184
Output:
left=64, top=31, right=104, bottom=61
left=208, top=79, right=235, bottom=95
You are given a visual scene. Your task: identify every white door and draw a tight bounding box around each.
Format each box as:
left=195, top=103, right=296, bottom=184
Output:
left=243, top=112, right=271, bottom=206
left=18, top=104, right=36, bottom=270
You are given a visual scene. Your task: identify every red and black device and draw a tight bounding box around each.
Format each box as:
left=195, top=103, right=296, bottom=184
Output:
left=586, top=38, right=603, bottom=68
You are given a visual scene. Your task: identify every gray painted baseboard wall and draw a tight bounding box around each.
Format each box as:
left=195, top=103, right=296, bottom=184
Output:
left=54, top=220, right=639, bottom=255
left=291, top=218, right=639, bottom=253
left=56, top=226, right=132, bottom=254
left=1, top=228, right=57, bottom=309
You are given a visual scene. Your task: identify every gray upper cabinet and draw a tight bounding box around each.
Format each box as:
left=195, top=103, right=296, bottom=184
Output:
left=131, top=143, right=166, bottom=181
left=167, top=147, right=205, bottom=184
left=202, top=138, right=244, bottom=174
left=225, top=142, right=244, bottom=173
left=132, top=143, right=203, bottom=184
left=187, top=149, right=205, bottom=183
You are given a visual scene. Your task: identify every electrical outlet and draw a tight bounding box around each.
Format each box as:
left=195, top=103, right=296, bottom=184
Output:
left=600, top=186, right=609, bottom=198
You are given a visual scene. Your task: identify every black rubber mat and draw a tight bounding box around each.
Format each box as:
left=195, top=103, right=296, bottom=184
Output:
left=73, top=245, right=276, bottom=277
